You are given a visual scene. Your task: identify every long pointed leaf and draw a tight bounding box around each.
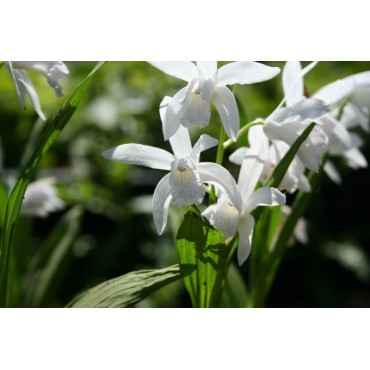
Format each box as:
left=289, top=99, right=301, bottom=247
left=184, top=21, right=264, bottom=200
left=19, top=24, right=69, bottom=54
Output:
left=67, top=264, right=194, bottom=308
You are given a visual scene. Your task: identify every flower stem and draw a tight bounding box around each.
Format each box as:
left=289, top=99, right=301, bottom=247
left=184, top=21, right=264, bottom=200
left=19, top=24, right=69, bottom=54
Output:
left=223, top=120, right=263, bottom=150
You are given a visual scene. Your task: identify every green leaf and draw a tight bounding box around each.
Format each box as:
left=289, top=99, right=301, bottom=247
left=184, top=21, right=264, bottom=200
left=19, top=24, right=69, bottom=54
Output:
left=0, top=179, right=8, bottom=229
left=67, top=264, right=194, bottom=308
left=220, top=262, right=248, bottom=308
left=176, top=206, right=230, bottom=308
left=0, top=62, right=105, bottom=307
left=23, top=206, right=84, bottom=307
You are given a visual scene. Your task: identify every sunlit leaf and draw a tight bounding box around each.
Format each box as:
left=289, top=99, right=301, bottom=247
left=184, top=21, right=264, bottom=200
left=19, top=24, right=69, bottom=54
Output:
left=67, top=264, right=194, bottom=308
left=176, top=206, right=230, bottom=308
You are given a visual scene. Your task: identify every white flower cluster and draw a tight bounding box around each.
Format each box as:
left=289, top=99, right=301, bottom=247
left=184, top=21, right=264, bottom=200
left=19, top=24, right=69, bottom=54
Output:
left=102, top=61, right=369, bottom=266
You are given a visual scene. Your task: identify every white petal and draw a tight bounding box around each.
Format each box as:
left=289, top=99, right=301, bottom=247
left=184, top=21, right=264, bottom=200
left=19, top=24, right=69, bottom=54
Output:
left=264, top=121, right=329, bottom=172
left=170, top=159, right=205, bottom=207
left=267, top=98, right=330, bottom=123
left=237, top=213, right=255, bottom=265
left=12, top=61, right=69, bottom=97
left=21, top=177, right=65, bottom=218
left=314, top=78, right=355, bottom=105
left=17, top=71, right=47, bottom=121
left=198, top=162, right=242, bottom=210
left=237, top=146, right=266, bottom=202
left=190, top=134, right=218, bottom=163
left=283, top=61, right=304, bottom=106
left=202, top=194, right=241, bottom=238
left=229, top=147, right=248, bottom=165
left=196, top=61, right=217, bottom=79
left=148, top=61, right=198, bottom=82
left=102, top=144, right=174, bottom=170
left=244, top=187, right=286, bottom=213
left=212, top=85, right=239, bottom=141
left=168, top=125, right=192, bottom=159
left=6, top=62, right=26, bottom=109
left=152, top=174, right=172, bottom=235
left=324, top=161, right=342, bottom=185
left=344, top=148, right=368, bottom=169
left=217, top=61, right=280, bottom=86
left=162, top=88, right=186, bottom=140
left=248, top=124, right=269, bottom=149
left=181, top=80, right=211, bottom=128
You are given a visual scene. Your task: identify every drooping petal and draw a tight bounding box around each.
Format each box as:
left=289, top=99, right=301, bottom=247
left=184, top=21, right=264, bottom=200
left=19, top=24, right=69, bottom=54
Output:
left=196, top=61, right=217, bottom=79
left=244, top=187, right=286, bottom=213
left=319, top=114, right=352, bottom=155
left=152, top=174, right=172, bottom=235
left=17, top=70, right=47, bottom=121
left=237, top=213, right=255, bottom=266
left=212, top=85, right=239, bottom=141
left=344, top=148, right=368, bottom=169
left=162, top=88, right=186, bottom=140
left=190, top=134, right=218, bottom=163
left=324, top=161, right=342, bottom=185
left=102, top=144, right=174, bottom=170
left=217, top=61, right=280, bottom=86
left=148, top=61, right=198, bottom=82
left=202, top=194, right=241, bottom=239
left=197, top=162, right=242, bottom=210
left=6, top=62, right=26, bottom=108
left=11, top=61, right=69, bottom=97
left=283, top=61, right=304, bottom=106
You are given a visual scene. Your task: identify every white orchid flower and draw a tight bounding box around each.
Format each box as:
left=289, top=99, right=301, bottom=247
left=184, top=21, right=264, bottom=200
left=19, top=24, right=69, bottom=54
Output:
left=21, top=177, right=65, bottom=218
left=314, top=70, right=370, bottom=132
left=6, top=61, right=69, bottom=121
left=102, top=98, right=242, bottom=235
left=282, top=62, right=368, bottom=182
left=230, top=126, right=311, bottom=194
left=150, top=61, right=280, bottom=141
left=203, top=126, right=286, bottom=265
left=263, top=98, right=330, bottom=172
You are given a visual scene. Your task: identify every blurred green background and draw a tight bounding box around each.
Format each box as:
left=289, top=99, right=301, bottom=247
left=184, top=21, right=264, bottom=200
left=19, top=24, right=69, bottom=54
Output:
left=0, top=61, right=369, bottom=307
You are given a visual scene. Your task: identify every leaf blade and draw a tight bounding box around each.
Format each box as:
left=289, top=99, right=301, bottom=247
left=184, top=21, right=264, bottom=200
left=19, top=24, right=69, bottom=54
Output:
left=67, top=264, right=194, bottom=308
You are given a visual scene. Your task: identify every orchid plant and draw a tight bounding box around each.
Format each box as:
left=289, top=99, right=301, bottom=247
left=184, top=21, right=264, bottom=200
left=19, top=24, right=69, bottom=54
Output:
left=0, top=61, right=368, bottom=308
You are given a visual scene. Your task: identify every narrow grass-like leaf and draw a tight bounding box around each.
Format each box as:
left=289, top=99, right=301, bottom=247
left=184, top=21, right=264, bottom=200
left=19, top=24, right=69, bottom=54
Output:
left=220, top=262, right=248, bottom=308
left=23, top=206, right=83, bottom=307
left=67, top=264, right=194, bottom=308
left=0, top=179, right=8, bottom=228
left=176, top=207, right=229, bottom=308
left=0, top=62, right=105, bottom=307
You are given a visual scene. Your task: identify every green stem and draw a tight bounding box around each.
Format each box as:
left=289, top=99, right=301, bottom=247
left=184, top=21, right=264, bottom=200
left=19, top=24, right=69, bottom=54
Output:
left=223, top=121, right=263, bottom=150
